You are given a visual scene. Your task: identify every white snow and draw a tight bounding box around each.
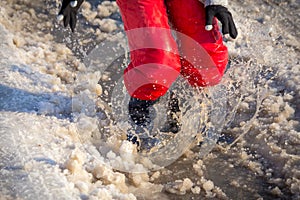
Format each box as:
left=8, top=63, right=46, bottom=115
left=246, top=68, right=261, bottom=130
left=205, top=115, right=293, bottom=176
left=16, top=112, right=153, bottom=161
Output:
left=0, top=0, right=299, bottom=199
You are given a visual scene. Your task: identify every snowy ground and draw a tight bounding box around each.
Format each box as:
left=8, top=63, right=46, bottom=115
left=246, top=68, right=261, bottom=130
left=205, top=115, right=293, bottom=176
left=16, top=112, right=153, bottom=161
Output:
left=0, top=0, right=299, bottom=199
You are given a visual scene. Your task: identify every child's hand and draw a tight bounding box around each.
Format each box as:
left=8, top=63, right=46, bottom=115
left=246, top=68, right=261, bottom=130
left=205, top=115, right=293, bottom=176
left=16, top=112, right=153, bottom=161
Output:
left=57, top=0, right=84, bottom=32
left=205, top=5, right=238, bottom=39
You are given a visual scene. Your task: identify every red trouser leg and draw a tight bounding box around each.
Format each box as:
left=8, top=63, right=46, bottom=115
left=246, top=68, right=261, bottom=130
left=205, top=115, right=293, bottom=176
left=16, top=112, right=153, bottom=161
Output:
left=117, top=0, right=181, bottom=100
left=166, top=0, right=228, bottom=87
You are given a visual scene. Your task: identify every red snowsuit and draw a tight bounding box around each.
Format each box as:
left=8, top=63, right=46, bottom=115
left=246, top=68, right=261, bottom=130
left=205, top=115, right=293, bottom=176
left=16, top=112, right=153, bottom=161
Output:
left=117, top=0, right=228, bottom=100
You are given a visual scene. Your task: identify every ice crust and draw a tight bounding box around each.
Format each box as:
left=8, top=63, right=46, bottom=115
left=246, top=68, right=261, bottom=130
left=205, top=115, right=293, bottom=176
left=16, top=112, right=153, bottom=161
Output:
left=0, top=0, right=299, bottom=199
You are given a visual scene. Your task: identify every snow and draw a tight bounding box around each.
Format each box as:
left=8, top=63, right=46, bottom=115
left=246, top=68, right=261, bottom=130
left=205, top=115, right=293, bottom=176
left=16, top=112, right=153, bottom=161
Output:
left=202, top=180, right=214, bottom=192
left=0, top=0, right=299, bottom=199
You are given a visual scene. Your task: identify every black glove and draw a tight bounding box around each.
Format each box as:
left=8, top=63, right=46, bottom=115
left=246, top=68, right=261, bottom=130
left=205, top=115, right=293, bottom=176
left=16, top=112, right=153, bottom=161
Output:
left=57, top=0, right=84, bottom=32
left=205, top=5, right=238, bottom=39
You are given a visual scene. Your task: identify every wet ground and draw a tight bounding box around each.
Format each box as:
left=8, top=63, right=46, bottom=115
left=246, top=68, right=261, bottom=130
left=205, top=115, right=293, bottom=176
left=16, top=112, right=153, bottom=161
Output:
left=0, top=0, right=299, bottom=199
